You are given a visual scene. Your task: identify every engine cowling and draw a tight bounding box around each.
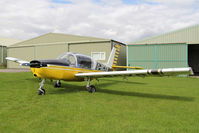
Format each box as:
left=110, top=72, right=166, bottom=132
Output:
left=30, top=59, right=70, bottom=68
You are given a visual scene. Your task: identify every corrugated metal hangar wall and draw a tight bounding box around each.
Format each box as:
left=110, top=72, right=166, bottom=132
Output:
left=0, top=37, right=21, bottom=67
left=128, top=43, right=188, bottom=69
left=128, top=24, right=199, bottom=74
left=7, top=33, right=126, bottom=68
left=0, top=46, right=7, bottom=66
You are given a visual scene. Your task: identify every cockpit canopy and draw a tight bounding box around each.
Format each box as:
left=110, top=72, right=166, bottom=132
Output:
left=58, top=52, right=96, bottom=69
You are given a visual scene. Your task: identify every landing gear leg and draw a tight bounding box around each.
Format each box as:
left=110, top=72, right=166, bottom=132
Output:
left=38, top=79, right=46, bottom=95
left=86, top=78, right=96, bottom=93
left=54, top=80, right=61, bottom=88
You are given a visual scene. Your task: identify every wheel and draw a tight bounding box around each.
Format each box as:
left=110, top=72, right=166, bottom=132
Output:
left=88, top=85, right=96, bottom=93
left=38, top=88, right=45, bottom=95
left=54, top=82, right=58, bottom=88
left=54, top=81, right=61, bottom=88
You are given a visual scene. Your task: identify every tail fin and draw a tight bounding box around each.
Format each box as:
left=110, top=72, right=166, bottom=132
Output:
left=106, top=44, right=143, bottom=71
left=106, top=44, right=121, bottom=68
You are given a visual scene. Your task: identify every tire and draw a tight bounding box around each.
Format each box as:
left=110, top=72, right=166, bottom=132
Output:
left=54, top=82, right=58, bottom=88
left=88, top=85, right=96, bottom=93
left=38, top=89, right=45, bottom=95
left=54, top=81, right=61, bottom=88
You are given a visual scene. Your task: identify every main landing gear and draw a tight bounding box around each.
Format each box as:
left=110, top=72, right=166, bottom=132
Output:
left=54, top=80, right=61, bottom=88
left=86, top=78, right=96, bottom=93
left=38, top=79, right=46, bottom=95
left=38, top=78, right=96, bottom=95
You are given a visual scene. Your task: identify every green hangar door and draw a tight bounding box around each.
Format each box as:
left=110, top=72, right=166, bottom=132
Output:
left=188, top=44, right=199, bottom=75
left=127, top=44, right=188, bottom=69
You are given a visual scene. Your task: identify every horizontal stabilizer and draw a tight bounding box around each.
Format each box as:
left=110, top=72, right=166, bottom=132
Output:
left=112, top=65, right=143, bottom=69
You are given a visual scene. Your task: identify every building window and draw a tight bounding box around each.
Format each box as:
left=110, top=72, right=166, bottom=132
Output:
left=91, top=52, right=106, bottom=60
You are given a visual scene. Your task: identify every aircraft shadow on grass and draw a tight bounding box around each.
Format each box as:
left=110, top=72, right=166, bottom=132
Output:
left=99, top=78, right=147, bottom=85
left=42, top=79, right=194, bottom=102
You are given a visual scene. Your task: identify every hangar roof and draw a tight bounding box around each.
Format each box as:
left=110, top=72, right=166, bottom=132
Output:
left=0, top=36, right=21, bottom=46
left=10, top=33, right=111, bottom=47
left=129, top=24, right=199, bottom=45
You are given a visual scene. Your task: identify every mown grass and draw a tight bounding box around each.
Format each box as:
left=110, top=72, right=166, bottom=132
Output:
left=0, top=72, right=199, bottom=133
left=0, top=66, right=6, bottom=69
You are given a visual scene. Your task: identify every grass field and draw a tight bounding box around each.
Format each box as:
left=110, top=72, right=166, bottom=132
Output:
left=0, top=66, right=6, bottom=69
left=0, top=72, right=199, bottom=133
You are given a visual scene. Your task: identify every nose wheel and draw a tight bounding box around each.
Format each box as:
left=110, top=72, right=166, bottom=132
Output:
left=39, top=88, right=45, bottom=95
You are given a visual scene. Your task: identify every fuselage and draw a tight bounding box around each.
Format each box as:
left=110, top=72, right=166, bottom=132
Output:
left=30, top=65, right=101, bottom=81
left=30, top=52, right=108, bottom=81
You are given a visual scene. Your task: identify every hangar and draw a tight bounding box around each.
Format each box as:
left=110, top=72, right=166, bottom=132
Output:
left=7, top=33, right=126, bottom=68
left=127, top=24, right=199, bottom=74
left=0, top=36, right=21, bottom=67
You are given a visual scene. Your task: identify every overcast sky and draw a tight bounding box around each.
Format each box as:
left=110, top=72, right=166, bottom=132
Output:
left=0, top=0, right=199, bottom=43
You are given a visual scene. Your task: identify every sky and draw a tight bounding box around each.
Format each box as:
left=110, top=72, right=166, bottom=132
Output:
left=0, top=0, right=199, bottom=43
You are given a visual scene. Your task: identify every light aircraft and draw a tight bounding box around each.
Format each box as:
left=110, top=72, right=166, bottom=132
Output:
left=6, top=44, right=193, bottom=95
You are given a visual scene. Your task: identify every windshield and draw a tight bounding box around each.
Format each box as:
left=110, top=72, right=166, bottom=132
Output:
left=59, top=53, right=77, bottom=67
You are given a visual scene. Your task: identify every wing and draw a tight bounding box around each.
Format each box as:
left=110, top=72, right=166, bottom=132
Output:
left=75, top=67, right=193, bottom=78
left=6, top=57, right=30, bottom=66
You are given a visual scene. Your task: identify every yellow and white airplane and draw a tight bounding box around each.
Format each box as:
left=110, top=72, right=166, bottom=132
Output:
left=6, top=44, right=193, bottom=95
